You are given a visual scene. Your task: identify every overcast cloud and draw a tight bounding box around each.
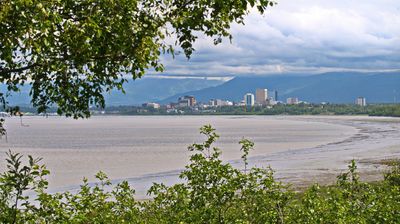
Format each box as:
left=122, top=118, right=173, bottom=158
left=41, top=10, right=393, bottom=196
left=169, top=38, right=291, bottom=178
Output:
left=155, top=0, right=400, bottom=76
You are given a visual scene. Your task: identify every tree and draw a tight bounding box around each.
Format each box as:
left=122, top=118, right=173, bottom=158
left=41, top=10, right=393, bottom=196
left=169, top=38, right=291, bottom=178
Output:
left=0, top=0, right=275, bottom=118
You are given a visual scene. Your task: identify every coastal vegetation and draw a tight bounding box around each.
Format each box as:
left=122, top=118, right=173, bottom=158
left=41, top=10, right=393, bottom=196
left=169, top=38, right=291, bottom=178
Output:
left=98, top=103, right=400, bottom=117
left=0, top=125, right=399, bottom=223
left=3, top=104, right=400, bottom=118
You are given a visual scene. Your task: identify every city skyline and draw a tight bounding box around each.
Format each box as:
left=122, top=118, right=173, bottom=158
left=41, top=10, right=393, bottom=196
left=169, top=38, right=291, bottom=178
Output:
left=156, top=88, right=370, bottom=110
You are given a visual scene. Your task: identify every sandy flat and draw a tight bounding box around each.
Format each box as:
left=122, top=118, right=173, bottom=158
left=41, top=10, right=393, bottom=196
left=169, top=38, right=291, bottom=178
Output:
left=0, top=115, right=399, bottom=198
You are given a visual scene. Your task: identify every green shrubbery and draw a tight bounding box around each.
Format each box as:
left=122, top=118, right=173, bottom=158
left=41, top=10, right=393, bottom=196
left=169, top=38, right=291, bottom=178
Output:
left=1, top=125, right=399, bottom=223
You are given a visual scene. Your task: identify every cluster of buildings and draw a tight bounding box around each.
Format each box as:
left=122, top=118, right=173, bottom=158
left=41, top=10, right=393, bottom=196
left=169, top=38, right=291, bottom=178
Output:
left=209, top=99, right=234, bottom=107
left=286, top=97, right=299, bottom=105
left=355, top=97, right=367, bottom=106
left=177, top=96, right=196, bottom=107
left=143, top=88, right=291, bottom=110
left=167, top=96, right=233, bottom=109
left=142, top=96, right=197, bottom=110
left=141, top=91, right=368, bottom=111
left=142, top=102, right=161, bottom=109
left=243, top=89, right=280, bottom=106
left=243, top=90, right=302, bottom=106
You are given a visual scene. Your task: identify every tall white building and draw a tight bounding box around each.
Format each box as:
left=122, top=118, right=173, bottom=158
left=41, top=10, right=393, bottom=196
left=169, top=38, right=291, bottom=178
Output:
left=244, top=93, right=255, bottom=106
left=355, top=97, right=367, bottom=106
left=255, top=89, right=268, bottom=105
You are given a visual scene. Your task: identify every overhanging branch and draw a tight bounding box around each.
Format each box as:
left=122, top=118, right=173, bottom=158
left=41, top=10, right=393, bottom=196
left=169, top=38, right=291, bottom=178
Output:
left=0, top=63, right=40, bottom=75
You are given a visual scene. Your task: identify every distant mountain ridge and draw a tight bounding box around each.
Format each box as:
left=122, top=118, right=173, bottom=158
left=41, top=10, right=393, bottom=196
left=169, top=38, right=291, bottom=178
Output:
left=103, top=77, right=224, bottom=105
left=160, top=72, right=400, bottom=104
left=2, top=72, right=399, bottom=106
left=1, top=76, right=225, bottom=106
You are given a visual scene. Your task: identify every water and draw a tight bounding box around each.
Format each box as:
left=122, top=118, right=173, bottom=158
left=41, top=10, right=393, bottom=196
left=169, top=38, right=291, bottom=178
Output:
left=1, top=115, right=399, bottom=198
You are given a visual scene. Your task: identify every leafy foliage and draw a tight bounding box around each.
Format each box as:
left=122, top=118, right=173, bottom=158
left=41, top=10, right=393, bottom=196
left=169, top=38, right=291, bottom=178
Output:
left=384, top=160, right=400, bottom=186
left=146, top=125, right=291, bottom=223
left=289, top=161, right=400, bottom=223
left=0, top=126, right=399, bottom=223
left=0, top=150, right=49, bottom=223
left=0, top=0, right=275, bottom=118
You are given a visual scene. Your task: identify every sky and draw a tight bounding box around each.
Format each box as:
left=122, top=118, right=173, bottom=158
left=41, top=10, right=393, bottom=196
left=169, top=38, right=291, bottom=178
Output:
left=156, top=0, right=400, bottom=76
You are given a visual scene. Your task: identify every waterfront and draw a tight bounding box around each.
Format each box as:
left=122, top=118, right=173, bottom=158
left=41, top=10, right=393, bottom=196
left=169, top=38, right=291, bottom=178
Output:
left=0, top=115, right=399, bottom=198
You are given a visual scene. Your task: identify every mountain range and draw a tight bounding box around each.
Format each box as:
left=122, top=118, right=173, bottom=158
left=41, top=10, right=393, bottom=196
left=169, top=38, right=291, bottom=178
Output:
left=2, top=72, right=400, bottom=106
left=161, top=72, right=400, bottom=104
left=1, top=76, right=225, bottom=106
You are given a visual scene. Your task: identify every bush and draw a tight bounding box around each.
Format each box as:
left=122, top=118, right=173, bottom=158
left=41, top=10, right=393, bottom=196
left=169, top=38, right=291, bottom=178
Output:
left=384, top=160, right=400, bottom=186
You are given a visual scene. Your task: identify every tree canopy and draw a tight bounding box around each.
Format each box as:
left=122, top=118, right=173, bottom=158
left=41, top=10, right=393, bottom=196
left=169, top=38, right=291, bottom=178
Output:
left=0, top=0, right=275, bottom=118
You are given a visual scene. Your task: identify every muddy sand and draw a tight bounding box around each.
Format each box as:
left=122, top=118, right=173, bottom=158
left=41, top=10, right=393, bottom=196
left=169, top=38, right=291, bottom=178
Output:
left=0, top=115, right=399, bottom=198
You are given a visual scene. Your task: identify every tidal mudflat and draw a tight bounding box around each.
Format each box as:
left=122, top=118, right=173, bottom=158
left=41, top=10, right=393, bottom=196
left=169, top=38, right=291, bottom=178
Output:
left=0, top=115, right=399, bottom=198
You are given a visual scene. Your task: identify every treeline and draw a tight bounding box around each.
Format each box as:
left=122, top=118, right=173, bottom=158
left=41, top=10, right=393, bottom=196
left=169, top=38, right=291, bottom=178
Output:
left=210, top=104, right=340, bottom=115
left=98, top=104, right=400, bottom=117
left=243, top=104, right=400, bottom=117
left=367, top=104, right=400, bottom=117
left=3, top=104, right=400, bottom=117
left=1, top=126, right=399, bottom=223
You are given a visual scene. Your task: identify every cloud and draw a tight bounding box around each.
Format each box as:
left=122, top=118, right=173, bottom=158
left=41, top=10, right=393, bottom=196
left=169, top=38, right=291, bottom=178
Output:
left=153, top=0, right=400, bottom=76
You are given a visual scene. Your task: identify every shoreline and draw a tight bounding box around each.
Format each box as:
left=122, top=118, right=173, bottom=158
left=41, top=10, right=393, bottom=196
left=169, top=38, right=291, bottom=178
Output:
left=119, top=116, right=399, bottom=198
left=257, top=116, right=400, bottom=188
left=15, top=113, right=400, bottom=118
left=1, top=115, right=399, bottom=199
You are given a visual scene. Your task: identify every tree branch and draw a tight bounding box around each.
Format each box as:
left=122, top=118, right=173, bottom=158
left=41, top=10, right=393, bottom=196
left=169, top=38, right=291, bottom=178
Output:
left=0, top=63, right=40, bottom=75
left=0, top=54, right=127, bottom=76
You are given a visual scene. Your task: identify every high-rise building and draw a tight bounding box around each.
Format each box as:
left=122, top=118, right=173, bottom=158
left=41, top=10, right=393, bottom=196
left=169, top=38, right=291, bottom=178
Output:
left=255, top=89, right=268, bottom=105
left=244, top=93, right=255, bottom=106
left=186, top=96, right=196, bottom=106
left=355, top=97, right=367, bottom=106
left=178, top=96, right=196, bottom=107
left=274, top=90, right=278, bottom=101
